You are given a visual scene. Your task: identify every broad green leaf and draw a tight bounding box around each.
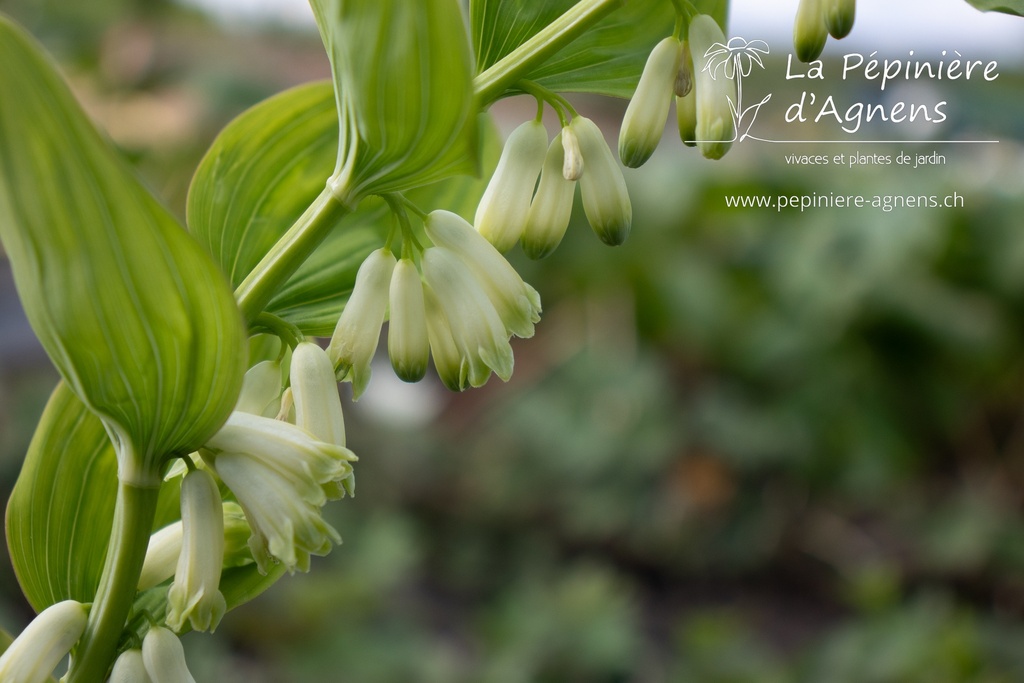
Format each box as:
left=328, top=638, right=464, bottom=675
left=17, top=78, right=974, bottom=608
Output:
left=310, top=0, right=479, bottom=201
left=961, top=0, right=1024, bottom=14
left=5, top=382, right=117, bottom=613
left=189, top=83, right=499, bottom=336
left=471, top=0, right=677, bottom=100
left=188, top=82, right=343, bottom=292
left=0, top=16, right=247, bottom=485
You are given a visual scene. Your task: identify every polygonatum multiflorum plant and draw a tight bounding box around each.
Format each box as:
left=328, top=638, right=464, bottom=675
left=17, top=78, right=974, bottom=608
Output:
left=0, top=0, right=1019, bottom=679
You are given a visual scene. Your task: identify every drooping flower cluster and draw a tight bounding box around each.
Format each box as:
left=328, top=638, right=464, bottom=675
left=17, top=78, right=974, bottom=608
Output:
left=475, top=115, right=632, bottom=257
left=620, top=14, right=738, bottom=163
left=794, top=0, right=856, bottom=62
left=201, top=342, right=356, bottom=575
left=329, top=210, right=542, bottom=394
left=131, top=339, right=356, bottom=667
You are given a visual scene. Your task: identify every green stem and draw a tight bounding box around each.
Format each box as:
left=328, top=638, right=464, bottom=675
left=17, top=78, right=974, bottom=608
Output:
left=235, top=186, right=353, bottom=324
left=65, top=480, right=160, bottom=683
left=233, top=0, right=624, bottom=322
left=473, top=0, right=624, bottom=106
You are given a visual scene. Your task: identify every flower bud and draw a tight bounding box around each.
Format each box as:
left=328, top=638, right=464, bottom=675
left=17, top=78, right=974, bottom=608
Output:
left=474, top=119, right=548, bottom=253
left=522, top=135, right=577, bottom=259
left=571, top=116, right=632, bottom=246
left=425, top=211, right=541, bottom=339
left=166, top=467, right=227, bottom=633
left=561, top=126, right=583, bottom=181
left=142, top=627, right=196, bottom=683
left=0, top=600, right=88, bottom=683
left=689, top=14, right=737, bottom=160
left=794, top=0, right=828, bottom=62
left=387, top=259, right=430, bottom=383
left=619, top=36, right=682, bottom=168
left=328, top=247, right=396, bottom=399
left=824, top=0, right=855, bottom=39
left=291, top=342, right=346, bottom=447
left=109, top=649, right=152, bottom=683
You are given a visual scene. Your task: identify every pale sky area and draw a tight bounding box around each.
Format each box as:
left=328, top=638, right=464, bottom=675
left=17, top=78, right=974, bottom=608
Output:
left=177, top=0, right=1024, bottom=62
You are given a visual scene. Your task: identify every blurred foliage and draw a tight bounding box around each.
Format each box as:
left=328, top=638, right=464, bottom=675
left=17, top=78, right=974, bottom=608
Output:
left=3, top=1, right=1024, bottom=681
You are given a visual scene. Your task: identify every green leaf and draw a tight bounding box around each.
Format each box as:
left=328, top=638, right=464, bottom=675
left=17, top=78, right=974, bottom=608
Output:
left=310, top=0, right=479, bottom=201
left=189, top=83, right=499, bottom=336
left=5, top=383, right=117, bottom=613
left=188, top=82, right=343, bottom=292
left=472, top=0, right=676, bottom=99
left=961, top=0, right=1024, bottom=14
left=0, top=16, right=247, bottom=484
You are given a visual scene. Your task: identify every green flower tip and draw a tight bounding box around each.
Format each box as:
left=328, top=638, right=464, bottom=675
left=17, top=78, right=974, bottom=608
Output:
left=794, top=0, right=829, bottom=62
left=825, top=0, right=855, bottom=39
left=572, top=116, right=632, bottom=246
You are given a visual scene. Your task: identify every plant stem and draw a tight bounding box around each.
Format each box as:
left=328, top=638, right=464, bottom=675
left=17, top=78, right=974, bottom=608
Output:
left=235, top=186, right=353, bottom=324
left=65, top=480, right=160, bottom=683
left=474, top=0, right=624, bottom=106
left=235, top=1, right=623, bottom=322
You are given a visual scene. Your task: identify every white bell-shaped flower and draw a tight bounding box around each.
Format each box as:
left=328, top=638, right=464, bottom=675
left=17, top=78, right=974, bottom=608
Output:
left=141, top=627, right=196, bottom=683
left=109, top=649, right=151, bottom=683
left=523, top=134, right=577, bottom=260
left=572, top=116, right=632, bottom=246
left=425, top=210, right=541, bottom=339
left=202, top=411, right=356, bottom=573
left=0, top=600, right=87, bottom=683
left=690, top=14, right=738, bottom=160
left=387, top=258, right=430, bottom=383
left=421, top=247, right=513, bottom=389
left=328, top=247, right=396, bottom=399
left=166, top=467, right=227, bottom=633
left=474, top=119, right=548, bottom=253
left=619, top=35, right=682, bottom=168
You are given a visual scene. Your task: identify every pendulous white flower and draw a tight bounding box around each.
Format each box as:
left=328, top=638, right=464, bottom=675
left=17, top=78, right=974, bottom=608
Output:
left=572, top=116, right=632, bottom=246
left=690, top=14, right=738, bottom=160
left=141, top=627, right=196, bottom=683
left=425, top=210, right=541, bottom=339
left=166, top=467, right=227, bottom=633
left=109, top=649, right=152, bottom=683
left=328, top=247, right=396, bottom=400
left=824, top=0, right=855, bottom=39
left=291, top=340, right=353, bottom=499
left=291, top=342, right=346, bottom=447
left=474, top=119, right=548, bottom=253
left=677, top=43, right=698, bottom=146
left=421, top=247, right=514, bottom=389
left=0, top=600, right=87, bottom=683
left=619, top=35, right=682, bottom=168
left=387, top=258, right=430, bottom=383
left=202, top=411, right=356, bottom=573
left=423, top=283, right=466, bottom=392
left=139, top=501, right=252, bottom=591
left=794, top=0, right=828, bottom=62
left=523, top=134, right=577, bottom=259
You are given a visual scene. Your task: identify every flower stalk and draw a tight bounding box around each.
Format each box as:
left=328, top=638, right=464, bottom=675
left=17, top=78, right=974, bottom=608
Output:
left=65, top=480, right=161, bottom=683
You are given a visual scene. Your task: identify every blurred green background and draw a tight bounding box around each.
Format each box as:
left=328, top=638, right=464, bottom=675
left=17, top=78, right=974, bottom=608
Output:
left=3, top=1, right=1024, bottom=681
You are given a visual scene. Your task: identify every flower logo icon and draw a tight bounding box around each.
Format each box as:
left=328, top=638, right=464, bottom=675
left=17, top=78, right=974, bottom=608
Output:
left=702, top=37, right=773, bottom=142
